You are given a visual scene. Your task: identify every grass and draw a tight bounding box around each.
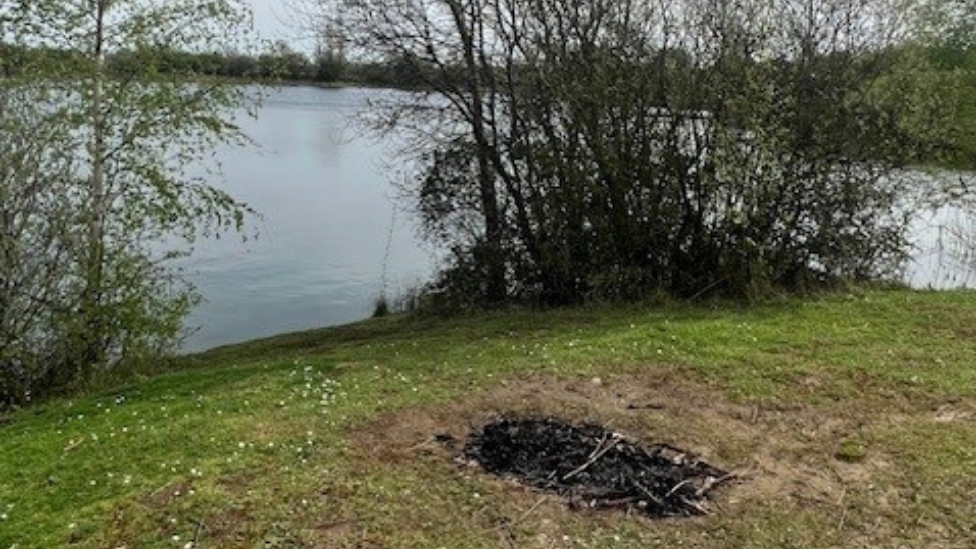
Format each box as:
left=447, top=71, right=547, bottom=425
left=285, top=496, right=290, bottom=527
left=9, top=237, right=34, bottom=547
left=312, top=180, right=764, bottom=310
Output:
left=2, top=289, right=976, bottom=548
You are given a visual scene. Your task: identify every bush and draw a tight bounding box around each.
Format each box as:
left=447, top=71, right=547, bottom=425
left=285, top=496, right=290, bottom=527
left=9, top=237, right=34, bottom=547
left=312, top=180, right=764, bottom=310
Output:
left=372, top=294, right=391, bottom=318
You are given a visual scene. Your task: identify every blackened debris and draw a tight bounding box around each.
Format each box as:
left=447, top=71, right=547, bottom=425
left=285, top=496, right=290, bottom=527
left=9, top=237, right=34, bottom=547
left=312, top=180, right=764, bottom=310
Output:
left=464, top=418, right=732, bottom=518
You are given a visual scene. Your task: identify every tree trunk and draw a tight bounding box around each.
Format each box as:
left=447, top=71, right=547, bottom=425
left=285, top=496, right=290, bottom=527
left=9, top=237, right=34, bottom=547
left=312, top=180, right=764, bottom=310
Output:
left=448, top=0, right=506, bottom=303
left=77, top=0, right=110, bottom=381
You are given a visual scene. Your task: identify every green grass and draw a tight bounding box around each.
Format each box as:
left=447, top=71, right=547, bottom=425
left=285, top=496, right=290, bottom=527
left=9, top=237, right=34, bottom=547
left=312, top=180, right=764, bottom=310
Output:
left=2, top=289, right=976, bottom=548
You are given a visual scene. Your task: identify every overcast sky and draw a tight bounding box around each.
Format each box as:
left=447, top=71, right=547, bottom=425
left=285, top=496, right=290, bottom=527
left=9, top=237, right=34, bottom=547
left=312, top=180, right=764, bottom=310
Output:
left=249, top=0, right=314, bottom=51
left=249, top=1, right=291, bottom=40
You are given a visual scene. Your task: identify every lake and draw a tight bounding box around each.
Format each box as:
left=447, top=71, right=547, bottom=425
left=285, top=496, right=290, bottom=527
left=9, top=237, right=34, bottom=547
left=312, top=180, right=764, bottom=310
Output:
left=181, top=86, right=973, bottom=352
left=906, top=203, right=976, bottom=289
left=180, top=86, right=434, bottom=351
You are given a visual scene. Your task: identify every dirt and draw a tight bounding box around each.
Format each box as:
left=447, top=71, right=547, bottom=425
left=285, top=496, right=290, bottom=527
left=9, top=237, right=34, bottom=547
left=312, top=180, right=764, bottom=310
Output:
left=350, top=370, right=881, bottom=508
left=340, top=369, right=946, bottom=547
left=142, top=480, right=193, bottom=509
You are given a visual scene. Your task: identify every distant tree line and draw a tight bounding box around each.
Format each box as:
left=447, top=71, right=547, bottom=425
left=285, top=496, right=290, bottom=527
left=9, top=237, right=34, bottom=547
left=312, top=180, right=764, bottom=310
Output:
left=0, top=40, right=436, bottom=87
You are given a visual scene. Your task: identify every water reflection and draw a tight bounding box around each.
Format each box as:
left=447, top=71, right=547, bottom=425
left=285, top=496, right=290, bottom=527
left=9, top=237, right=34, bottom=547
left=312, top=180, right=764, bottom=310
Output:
left=180, top=87, right=434, bottom=351
left=180, top=87, right=975, bottom=351
left=906, top=204, right=976, bottom=289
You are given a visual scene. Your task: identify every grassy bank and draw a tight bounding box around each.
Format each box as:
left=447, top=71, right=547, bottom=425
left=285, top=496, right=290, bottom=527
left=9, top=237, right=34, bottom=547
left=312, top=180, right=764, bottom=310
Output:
left=2, top=289, right=975, bottom=548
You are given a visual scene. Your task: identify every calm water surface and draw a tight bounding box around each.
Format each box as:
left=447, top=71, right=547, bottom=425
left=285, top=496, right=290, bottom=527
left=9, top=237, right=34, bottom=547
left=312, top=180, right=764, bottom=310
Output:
left=181, top=87, right=433, bottom=351
left=906, top=205, right=976, bottom=290
left=182, top=86, right=973, bottom=351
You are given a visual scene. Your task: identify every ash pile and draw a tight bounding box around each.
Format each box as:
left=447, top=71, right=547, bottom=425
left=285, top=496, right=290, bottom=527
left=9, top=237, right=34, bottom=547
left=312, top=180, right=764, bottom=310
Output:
left=464, top=418, right=733, bottom=518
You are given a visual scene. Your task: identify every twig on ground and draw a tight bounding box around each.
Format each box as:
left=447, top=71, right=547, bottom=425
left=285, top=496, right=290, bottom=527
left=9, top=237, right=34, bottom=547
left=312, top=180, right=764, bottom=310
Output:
left=407, top=436, right=437, bottom=452
left=563, top=434, right=621, bottom=481
left=696, top=472, right=739, bottom=497
left=635, top=482, right=666, bottom=508
left=514, top=496, right=549, bottom=526
left=679, top=496, right=710, bottom=515
left=837, top=486, right=849, bottom=532
left=666, top=479, right=694, bottom=498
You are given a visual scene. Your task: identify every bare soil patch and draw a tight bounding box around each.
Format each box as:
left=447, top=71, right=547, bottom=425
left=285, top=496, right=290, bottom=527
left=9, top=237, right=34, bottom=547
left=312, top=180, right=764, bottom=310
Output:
left=338, top=368, right=976, bottom=547
left=349, top=370, right=881, bottom=516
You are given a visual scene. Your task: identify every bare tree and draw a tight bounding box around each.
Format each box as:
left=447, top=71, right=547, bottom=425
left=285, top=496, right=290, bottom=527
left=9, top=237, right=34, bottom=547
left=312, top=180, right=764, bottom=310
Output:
left=298, top=0, right=956, bottom=304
